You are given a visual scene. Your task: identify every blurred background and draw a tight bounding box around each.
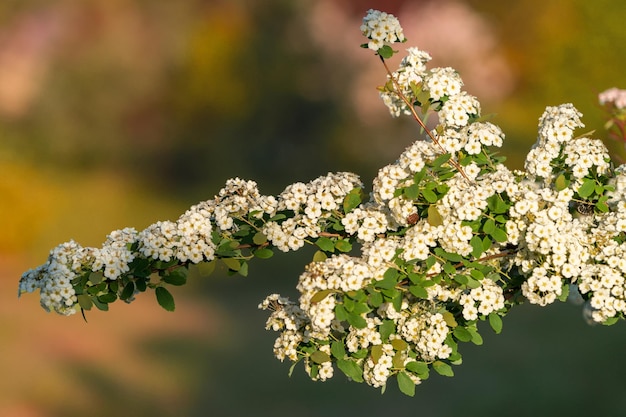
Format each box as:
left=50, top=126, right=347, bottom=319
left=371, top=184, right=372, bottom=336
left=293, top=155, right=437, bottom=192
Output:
left=2, top=0, right=626, bottom=415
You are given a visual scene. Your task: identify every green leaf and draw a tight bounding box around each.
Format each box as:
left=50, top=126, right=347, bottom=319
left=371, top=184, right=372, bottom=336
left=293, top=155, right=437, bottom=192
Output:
left=391, top=338, right=408, bottom=351
left=88, top=271, right=104, bottom=285
left=316, top=236, right=335, bottom=252
left=368, top=290, right=384, bottom=308
left=453, top=326, right=472, bottom=342
left=346, top=312, right=367, bottom=329
left=337, top=359, right=364, bottom=382
left=311, top=289, right=334, bottom=304
left=578, top=178, right=596, bottom=198
left=490, top=227, right=508, bottom=243
left=432, top=153, right=451, bottom=168
left=222, top=258, right=240, bottom=271
left=331, top=341, right=346, bottom=360
left=254, top=248, right=274, bottom=259
left=343, top=188, right=362, bottom=213
left=406, top=361, right=429, bottom=377
left=488, top=312, right=503, bottom=334
left=427, top=205, right=443, bottom=226
left=120, top=281, right=135, bottom=301
left=310, top=350, right=331, bottom=364
left=404, top=184, right=420, bottom=200
left=442, top=311, right=458, bottom=328
left=377, top=45, right=394, bottom=59
left=379, top=319, right=395, bottom=342
left=155, top=287, right=175, bottom=312
left=595, top=200, right=609, bottom=213
left=467, top=327, right=483, bottom=345
left=238, top=261, right=249, bottom=277
left=252, top=232, right=267, bottom=245
left=555, top=174, right=569, bottom=191
left=335, top=304, right=348, bottom=321
left=92, top=297, right=109, bottom=311
left=433, top=361, right=454, bottom=377
left=194, top=260, right=216, bottom=277
left=470, top=269, right=484, bottom=281
left=470, top=235, right=484, bottom=258
left=371, top=345, right=383, bottom=363
left=397, top=372, right=416, bottom=397
left=335, top=239, right=353, bottom=253
left=409, top=285, right=428, bottom=299
left=375, top=269, right=399, bottom=290
left=483, top=218, right=496, bottom=234
left=163, top=269, right=187, bottom=286
left=97, top=292, right=117, bottom=304
left=77, top=294, right=93, bottom=311
left=312, top=250, right=327, bottom=262
left=422, top=189, right=438, bottom=204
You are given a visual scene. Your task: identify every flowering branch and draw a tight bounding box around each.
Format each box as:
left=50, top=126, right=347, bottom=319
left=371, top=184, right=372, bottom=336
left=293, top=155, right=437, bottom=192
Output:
left=19, top=9, right=626, bottom=397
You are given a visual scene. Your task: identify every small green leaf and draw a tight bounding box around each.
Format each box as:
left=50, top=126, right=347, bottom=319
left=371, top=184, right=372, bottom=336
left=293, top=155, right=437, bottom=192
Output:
left=120, top=281, right=135, bottom=301
left=312, top=250, right=327, bottom=262
left=337, top=359, right=364, bottom=383
left=453, top=326, right=472, bottom=342
left=92, top=297, right=109, bottom=311
left=427, top=205, right=443, bottom=226
left=467, top=327, right=483, bottom=345
left=88, top=271, right=104, bottom=285
left=343, top=188, right=363, bottom=213
left=311, top=289, right=334, bottom=304
left=442, top=311, right=458, bottom=328
left=155, top=287, right=175, bottom=312
left=433, top=361, right=454, bottom=377
left=222, top=258, right=240, bottom=271
left=316, top=236, right=335, bottom=252
left=422, top=189, right=438, bottom=204
left=391, top=338, right=408, bottom=351
left=254, top=248, right=274, bottom=259
left=238, top=261, right=249, bottom=277
left=470, top=236, right=484, bottom=258
left=335, top=239, right=353, bottom=253
left=310, top=350, right=331, bottom=364
left=252, top=231, right=267, bottom=245
left=331, top=341, right=346, bottom=360
left=490, top=227, right=508, bottom=243
left=371, top=345, right=383, bottom=363
left=406, top=361, right=429, bottom=376
left=97, top=292, right=117, bottom=304
left=578, top=178, right=596, bottom=198
left=432, top=153, right=452, bottom=168
left=335, top=304, right=348, bottom=321
left=404, top=184, right=420, bottom=200
left=77, top=294, right=93, bottom=311
left=163, top=269, right=187, bottom=286
left=369, top=290, right=384, bottom=308
left=377, top=45, right=394, bottom=59
left=483, top=218, right=496, bottom=234
left=409, top=285, right=429, bottom=299
left=488, top=312, right=503, bottom=334
left=379, top=319, right=395, bottom=342
left=195, top=260, right=216, bottom=277
left=397, top=372, right=416, bottom=396
left=555, top=174, right=569, bottom=191
left=346, top=312, right=367, bottom=329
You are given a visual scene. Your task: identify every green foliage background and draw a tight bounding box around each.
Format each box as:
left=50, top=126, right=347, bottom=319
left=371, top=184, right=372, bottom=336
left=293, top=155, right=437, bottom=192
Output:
left=2, top=0, right=626, bottom=415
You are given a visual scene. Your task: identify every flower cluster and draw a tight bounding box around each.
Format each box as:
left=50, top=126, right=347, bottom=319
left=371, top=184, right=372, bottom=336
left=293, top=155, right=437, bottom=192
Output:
left=19, top=9, right=626, bottom=397
left=360, top=9, right=405, bottom=53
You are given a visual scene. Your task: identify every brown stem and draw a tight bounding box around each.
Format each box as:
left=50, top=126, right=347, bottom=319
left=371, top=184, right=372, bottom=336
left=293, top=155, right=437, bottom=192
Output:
left=379, top=56, right=470, bottom=181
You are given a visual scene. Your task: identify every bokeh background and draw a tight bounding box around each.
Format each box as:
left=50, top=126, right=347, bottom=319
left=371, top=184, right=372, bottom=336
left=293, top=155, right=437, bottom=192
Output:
left=3, top=0, right=626, bottom=416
